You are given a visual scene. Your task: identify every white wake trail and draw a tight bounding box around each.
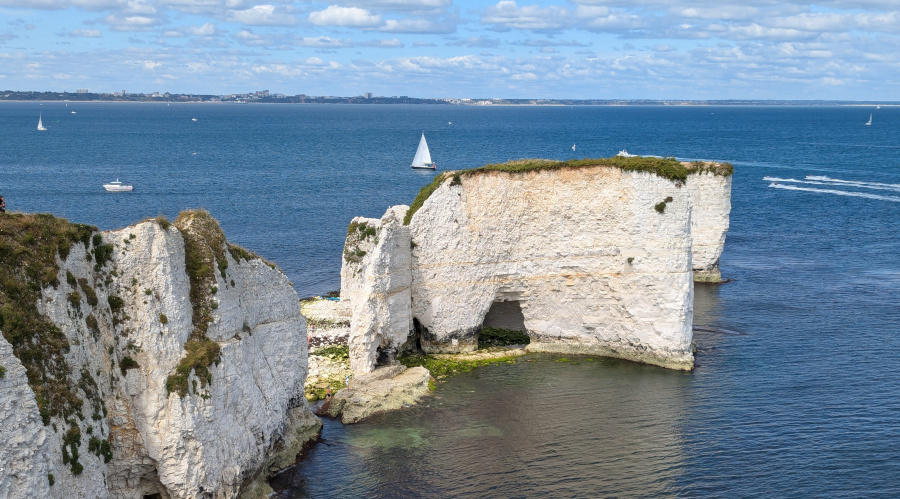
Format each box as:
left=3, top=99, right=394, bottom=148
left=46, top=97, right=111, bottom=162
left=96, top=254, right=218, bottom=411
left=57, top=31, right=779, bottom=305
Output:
left=804, top=175, right=900, bottom=192
left=768, top=183, right=900, bottom=203
left=763, top=176, right=900, bottom=193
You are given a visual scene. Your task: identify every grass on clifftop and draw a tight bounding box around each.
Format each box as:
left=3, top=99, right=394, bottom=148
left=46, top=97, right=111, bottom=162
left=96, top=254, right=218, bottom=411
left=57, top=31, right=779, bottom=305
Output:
left=0, top=213, right=96, bottom=425
left=403, top=156, right=733, bottom=225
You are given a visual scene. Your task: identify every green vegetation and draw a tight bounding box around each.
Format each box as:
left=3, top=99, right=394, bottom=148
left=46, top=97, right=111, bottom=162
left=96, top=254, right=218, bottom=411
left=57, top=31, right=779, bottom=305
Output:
left=85, top=314, right=100, bottom=339
left=343, top=220, right=377, bottom=264
left=61, top=424, right=83, bottom=475
left=399, top=353, right=520, bottom=378
left=67, top=291, right=82, bottom=308
left=107, top=295, right=124, bottom=311
left=159, top=313, right=168, bottom=324
left=627, top=257, right=635, bottom=264
left=91, top=234, right=114, bottom=271
left=311, top=344, right=350, bottom=360
left=403, top=156, right=734, bottom=225
left=306, top=316, right=350, bottom=330
left=88, top=436, right=112, bottom=463
left=654, top=196, right=674, bottom=214
left=155, top=215, right=171, bottom=230
left=347, top=220, right=377, bottom=239
left=78, top=279, right=98, bottom=306
left=48, top=474, right=54, bottom=486
left=165, top=210, right=226, bottom=396
left=0, top=213, right=99, bottom=426
left=119, top=356, right=139, bottom=375
left=0, top=364, right=5, bottom=378
left=478, top=327, right=531, bottom=349
left=403, top=173, right=450, bottom=225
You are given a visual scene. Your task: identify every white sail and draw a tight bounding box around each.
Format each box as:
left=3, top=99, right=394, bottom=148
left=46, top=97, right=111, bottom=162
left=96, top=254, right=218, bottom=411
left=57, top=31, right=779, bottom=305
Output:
left=866, top=114, right=872, bottom=126
left=411, top=133, right=433, bottom=168
left=37, top=113, right=47, bottom=131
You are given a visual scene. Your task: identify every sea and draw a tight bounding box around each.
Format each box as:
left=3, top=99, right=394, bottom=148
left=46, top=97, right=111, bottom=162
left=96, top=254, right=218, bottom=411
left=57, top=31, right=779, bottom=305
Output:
left=1, top=102, right=899, bottom=497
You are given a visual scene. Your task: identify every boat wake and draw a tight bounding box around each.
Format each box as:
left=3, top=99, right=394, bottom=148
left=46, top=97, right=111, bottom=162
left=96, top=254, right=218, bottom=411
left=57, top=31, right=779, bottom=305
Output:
left=763, top=176, right=900, bottom=193
left=768, top=183, right=900, bottom=203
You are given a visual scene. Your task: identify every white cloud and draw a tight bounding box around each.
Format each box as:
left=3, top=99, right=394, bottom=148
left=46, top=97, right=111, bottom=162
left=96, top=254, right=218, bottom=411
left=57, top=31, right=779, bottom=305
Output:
left=229, top=4, right=296, bottom=26
left=344, top=0, right=451, bottom=11
left=379, top=17, right=455, bottom=33
left=449, top=36, right=500, bottom=47
left=102, top=14, right=161, bottom=31
left=309, top=6, right=382, bottom=27
left=70, top=29, right=103, bottom=37
left=482, top=1, right=572, bottom=30
left=188, top=23, right=216, bottom=36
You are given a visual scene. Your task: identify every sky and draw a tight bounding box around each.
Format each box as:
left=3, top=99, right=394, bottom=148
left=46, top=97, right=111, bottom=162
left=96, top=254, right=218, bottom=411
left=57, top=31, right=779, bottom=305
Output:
left=1, top=0, right=899, bottom=100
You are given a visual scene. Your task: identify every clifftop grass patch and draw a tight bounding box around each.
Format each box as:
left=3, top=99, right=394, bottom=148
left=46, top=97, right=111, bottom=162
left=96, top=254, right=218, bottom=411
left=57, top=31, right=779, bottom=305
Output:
left=403, top=156, right=733, bottom=225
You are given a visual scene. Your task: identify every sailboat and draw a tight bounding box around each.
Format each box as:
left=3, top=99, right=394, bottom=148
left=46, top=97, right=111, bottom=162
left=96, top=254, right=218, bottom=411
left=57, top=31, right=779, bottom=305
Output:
left=37, top=113, right=47, bottom=131
left=866, top=114, right=872, bottom=126
left=411, top=132, right=436, bottom=170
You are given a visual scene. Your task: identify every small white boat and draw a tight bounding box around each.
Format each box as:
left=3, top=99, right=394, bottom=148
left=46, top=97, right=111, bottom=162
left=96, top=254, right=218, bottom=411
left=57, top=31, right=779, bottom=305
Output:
left=572, top=144, right=576, bottom=152
left=103, top=179, right=133, bottom=192
left=37, top=113, right=47, bottom=131
left=411, top=132, right=436, bottom=170
left=865, top=114, right=872, bottom=126
left=71, top=111, right=76, bottom=114
left=191, top=118, right=198, bottom=122
left=616, top=149, right=636, bottom=157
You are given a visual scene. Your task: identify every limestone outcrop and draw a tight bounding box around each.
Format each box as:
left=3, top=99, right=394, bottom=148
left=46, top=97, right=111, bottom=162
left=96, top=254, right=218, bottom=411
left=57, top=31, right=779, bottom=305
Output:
left=0, top=211, right=318, bottom=499
left=322, top=365, right=431, bottom=424
left=340, top=158, right=733, bottom=374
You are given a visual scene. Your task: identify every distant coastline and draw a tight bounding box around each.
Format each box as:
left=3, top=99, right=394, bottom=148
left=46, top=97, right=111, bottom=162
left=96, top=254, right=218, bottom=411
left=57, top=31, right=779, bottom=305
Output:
left=0, top=90, right=895, bottom=107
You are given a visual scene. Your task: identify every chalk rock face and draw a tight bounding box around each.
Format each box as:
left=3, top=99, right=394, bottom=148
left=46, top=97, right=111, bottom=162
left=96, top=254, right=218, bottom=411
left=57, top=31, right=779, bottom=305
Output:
left=408, top=167, right=695, bottom=370
left=687, top=171, right=732, bottom=282
left=0, top=216, right=316, bottom=498
left=340, top=207, right=413, bottom=374
left=0, top=337, right=52, bottom=498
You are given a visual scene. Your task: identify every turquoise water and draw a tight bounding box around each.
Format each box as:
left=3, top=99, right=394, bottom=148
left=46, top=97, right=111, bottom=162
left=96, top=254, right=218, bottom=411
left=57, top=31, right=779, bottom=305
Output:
left=2, top=103, right=899, bottom=496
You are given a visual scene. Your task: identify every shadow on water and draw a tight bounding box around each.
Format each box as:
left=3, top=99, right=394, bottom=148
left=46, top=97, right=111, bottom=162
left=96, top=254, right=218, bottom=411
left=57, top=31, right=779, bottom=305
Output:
left=271, top=355, right=693, bottom=498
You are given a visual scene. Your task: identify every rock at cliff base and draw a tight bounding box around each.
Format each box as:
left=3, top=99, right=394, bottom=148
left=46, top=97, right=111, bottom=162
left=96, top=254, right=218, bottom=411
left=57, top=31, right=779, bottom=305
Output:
left=323, top=366, right=432, bottom=424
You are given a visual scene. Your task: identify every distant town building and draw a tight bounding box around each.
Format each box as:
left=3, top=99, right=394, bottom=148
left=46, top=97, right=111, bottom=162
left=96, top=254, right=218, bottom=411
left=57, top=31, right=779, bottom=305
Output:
left=76, top=88, right=89, bottom=94
left=365, top=92, right=373, bottom=99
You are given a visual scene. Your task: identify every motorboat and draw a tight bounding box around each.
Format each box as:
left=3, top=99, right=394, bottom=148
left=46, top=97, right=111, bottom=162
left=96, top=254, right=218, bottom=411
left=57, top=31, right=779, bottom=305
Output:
left=616, top=149, right=636, bottom=158
left=103, top=179, right=133, bottom=192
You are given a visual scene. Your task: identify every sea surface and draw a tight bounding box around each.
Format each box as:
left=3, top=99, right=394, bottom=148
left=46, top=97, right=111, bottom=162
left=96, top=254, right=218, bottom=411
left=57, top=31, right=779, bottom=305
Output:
left=2, top=103, right=899, bottom=497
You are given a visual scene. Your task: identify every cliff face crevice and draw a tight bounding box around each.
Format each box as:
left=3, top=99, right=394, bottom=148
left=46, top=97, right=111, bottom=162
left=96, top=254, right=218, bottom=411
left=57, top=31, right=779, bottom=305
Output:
left=341, top=160, right=733, bottom=374
left=0, top=213, right=317, bottom=499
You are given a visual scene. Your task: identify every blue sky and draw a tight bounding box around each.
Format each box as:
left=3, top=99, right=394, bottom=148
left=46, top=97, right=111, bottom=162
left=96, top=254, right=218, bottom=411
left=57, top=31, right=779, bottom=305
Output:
left=1, top=0, right=898, bottom=99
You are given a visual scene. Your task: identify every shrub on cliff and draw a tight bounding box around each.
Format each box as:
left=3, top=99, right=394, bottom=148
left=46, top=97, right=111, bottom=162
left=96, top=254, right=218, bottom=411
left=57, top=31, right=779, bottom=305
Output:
left=0, top=213, right=97, bottom=425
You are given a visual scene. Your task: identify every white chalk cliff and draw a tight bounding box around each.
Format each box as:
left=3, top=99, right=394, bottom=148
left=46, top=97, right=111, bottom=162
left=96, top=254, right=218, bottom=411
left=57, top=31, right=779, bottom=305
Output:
left=0, top=212, right=318, bottom=498
left=341, top=160, right=733, bottom=374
